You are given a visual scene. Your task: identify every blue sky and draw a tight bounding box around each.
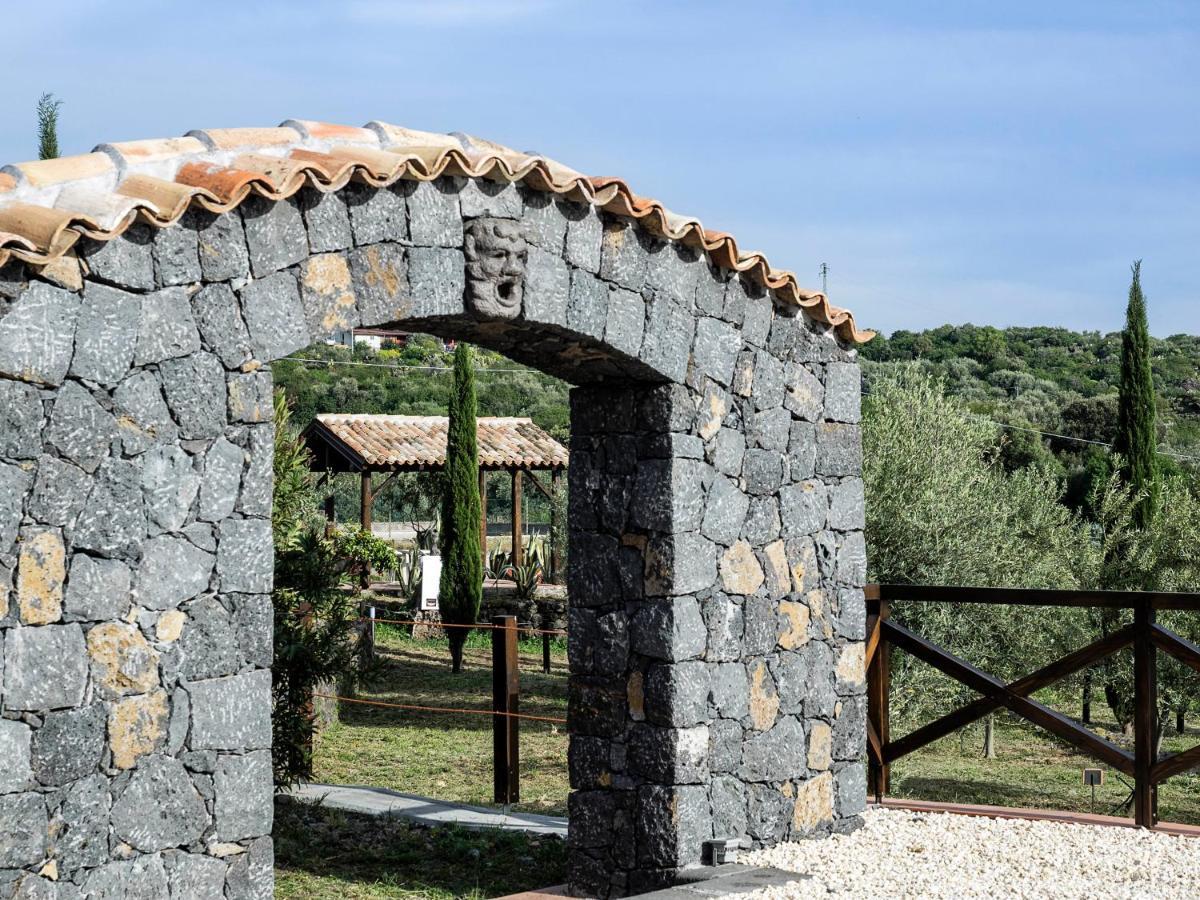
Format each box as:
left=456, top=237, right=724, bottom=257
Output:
left=4, top=1, right=1197, bottom=336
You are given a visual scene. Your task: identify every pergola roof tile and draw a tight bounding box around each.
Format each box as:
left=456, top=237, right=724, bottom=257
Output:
left=0, top=120, right=872, bottom=343
left=306, top=414, right=569, bottom=472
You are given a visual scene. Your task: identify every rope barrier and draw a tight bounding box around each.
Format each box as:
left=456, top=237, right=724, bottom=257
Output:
left=314, top=692, right=567, bottom=725
left=367, top=616, right=567, bottom=636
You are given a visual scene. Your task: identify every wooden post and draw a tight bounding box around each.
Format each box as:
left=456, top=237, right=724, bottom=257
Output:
left=543, top=630, right=552, bottom=675
left=324, top=493, right=336, bottom=538
left=1134, top=599, right=1157, bottom=827
left=511, top=469, right=524, bottom=568
left=866, top=591, right=891, bottom=803
left=479, top=469, right=489, bottom=571
left=359, top=472, right=373, bottom=588
left=492, top=615, right=520, bottom=804
left=549, top=468, right=562, bottom=582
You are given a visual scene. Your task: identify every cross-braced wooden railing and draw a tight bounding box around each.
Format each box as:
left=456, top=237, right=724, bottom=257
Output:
left=865, top=584, right=1200, bottom=827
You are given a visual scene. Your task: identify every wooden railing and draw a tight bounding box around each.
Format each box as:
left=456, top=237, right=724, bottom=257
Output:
left=865, top=584, right=1200, bottom=827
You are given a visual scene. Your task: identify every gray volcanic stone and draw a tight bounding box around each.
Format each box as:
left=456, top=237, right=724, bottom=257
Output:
left=0, top=719, right=32, bottom=793
left=740, top=715, right=806, bottom=782
left=406, top=247, right=466, bottom=318
left=520, top=191, right=567, bottom=252
left=751, top=349, right=786, bottom=410
left=0, top=792, right=46, bottom=867
left=57, top=773, right=110, bottom=870
left=644, top=531, right=717, bottom=597
left=218, top=518, right=273, bottom=594
left=153, top=220, right=202, bottom=286
left=742, top=449, right=784, bottom=495
left=636, top=784, right=708, bottom=868
left=82, top=856, right=170, bottom=900
left=566, top=269, right=607, bottom=341
left=709, top=718, right=743, bottom=774
left=236, top=426, right=273, bottom=518
left=604, top=287, right=645, bottom=357
left=142, top=444, right=200, bottom=533
left=111, top=755, right=208, bottom=851
left=80, top=228, right=155, bottom=290
left=788, top=421, right=818, bottom=481
left=709, top=427, right=746, bottom=478
left=837, top=531, right=868, bottom=585
left=192, top=282, right=254, bottom=369
left=703, top=593, right=743, bottom=662
left=72, top=457, right=145, bottom=556
left=740, top=295, right=773, bottom=348
left=628, top=724, right=707, bottom=784
left=0, top=282, right=79, bottom=386
left=567, top=609, right=629, bottom=677
left=522, top=247, right=569, bottom=327
left=640, top=294, right=695, bottom=383
left=234, top=593, right=273, bottom=668
left=225, top=835, right=273, bottom=900
left=214, top=750, right=273, bottom=840
left=632, top=458, right=706, bottom=533
left=785, top=363, right=824, bottom=421
left=301, top=189, right=354, bottom=253
left=644, top=661, right=709, bottom=728
left=816, top=423, right=862, bottom=477
left=136, top=535, right=215, bottom=609
left=824, top=362, right=861, bottom=423
left=629, top=598, right=706, bottom=661
left=195, top=208, right=251, bottom=282
left=773, top=650, right=810, bottom=714
left=31, top=705, right=104, bottom=786
left=297, top=253, right=360, bottom=340
left=113, top=369, right=178, bottom=454
left=701, top=474, right=750, bottom=546
left=711, top=662, right=750, bottom=720
left=742, top=595, right=777, bottom=656
left=242, top=196, right=308, bottom=277
left=600, top=220, right=648, bottom=290
left=71, top=283, right=140, bottom=384
left=780, top=481, right=828, bottom=537
left=47, top=381, right=117, bottom=473
left=748, top=407, right=792, bottom=453
left=27, top=455, right=88, bottom=529
left=164, top=850, right=227, bottom=900
left=828, top=478, right=866, bottom=531
left=693, top=317, right=742, bottom=386
left=160, top=352, right=226, bottom=439
left=135, top=287, right=202, bottom=365
left=239, top=272, right=310, bottom=362
left=461, top=178, right=523, bottom=219
left=836, top=763, right=867, bottom=816
left=743, top=496, right=781, bottom=545
left=0, top=380, right=45, bottom=458
left=346, top=181, right=408, bottom=245
left=747, top=782, right=791, bottom=843
left=837, top=587, right=866, bottom=640
left=804, top=642, right=836, bottom=718
left=711, top=776, right=748, bottom=840
left=349, top=242, right=407, bottom=327
left=188, top=668, right=272, bottom=750
left=834, top=696, right=867, bottom=761
left=227, top=371, right=273, bottom=423
left=0, top=462, right=32, bottom=551
left=177, top=596, right=243, bottom=680
left=3, top=624, right=88, bottom=710
left=407, top=180, right=462, bottom=247
left=564, top=205, right=602, bottom=272
left=199, top=437, right=243, bottom=522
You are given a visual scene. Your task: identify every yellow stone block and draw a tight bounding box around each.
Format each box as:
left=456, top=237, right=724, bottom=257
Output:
left=17, top=531, right=66, bottom=625
left=109, top=689, right=168, bottom=770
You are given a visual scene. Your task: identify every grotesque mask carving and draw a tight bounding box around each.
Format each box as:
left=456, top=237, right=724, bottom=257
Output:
left=464, top=218, right=528, bottom=319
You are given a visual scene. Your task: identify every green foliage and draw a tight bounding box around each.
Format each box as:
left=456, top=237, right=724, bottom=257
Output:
left=333, top=527, right=396, bottom=575
left=1114, top=261, right=1160, bottom=529
left=438, top=343, right=483, bottom=672
left=505, top=561, right=543, bottom=600
left=36, top=93, right=61, bottom=161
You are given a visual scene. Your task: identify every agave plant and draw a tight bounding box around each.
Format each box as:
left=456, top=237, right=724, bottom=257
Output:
left=394, top=548, right=422, bottom=604
left=505, top=561, right=543, bottom=600
left=486, top=545, right=511, bottom=580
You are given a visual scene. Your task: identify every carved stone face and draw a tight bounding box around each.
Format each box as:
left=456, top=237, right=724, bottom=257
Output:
left=464, top=218, right=528, bottom=319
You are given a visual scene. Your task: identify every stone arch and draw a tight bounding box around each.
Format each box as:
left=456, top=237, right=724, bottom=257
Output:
left=0, top=122, right=869, bottom=898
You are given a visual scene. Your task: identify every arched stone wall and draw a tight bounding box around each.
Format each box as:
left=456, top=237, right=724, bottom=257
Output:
left=0, top=172, right=866, bottom=898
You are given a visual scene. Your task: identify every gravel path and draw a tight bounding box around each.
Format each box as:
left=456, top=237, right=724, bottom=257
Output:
left=734, top=808, right=1200, bottom=899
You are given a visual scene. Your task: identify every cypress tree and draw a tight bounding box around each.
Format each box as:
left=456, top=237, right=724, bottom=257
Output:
left=37, top=93, right=62, bottom=161
left=438, top=342, right=483, bottom=673
left=1113, top=260, right=1159, bottom=529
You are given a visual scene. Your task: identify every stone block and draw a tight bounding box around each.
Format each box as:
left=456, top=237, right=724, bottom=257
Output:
left=562, top=204, right=602, bottom=272
left=784, top=363, right=824, bottom=421
left=828, top=478, right=865, bottom=531
left=824, top=362, right=861, bottom=423
left=711, top=661, right=750, bottom=720
left=644, top=531, right=717, bottom=597
left=742, top=449, right=783, bottom=495
left=57, top=773, right=110, bottom=870
left=742, top=496, right=781, bottom=546
left=628, top=597, right=707, bottom=661
left=692, top=317, right=742, bottom=386
left=835, top=763, right=867, bottom=817
left=640, top=294, right=695, bottom=384
left=603, top=287, right=644, bottom=358
left=836, top=531, right=868, bottom=586
left=521, top=246, right=569, bottom=327
left=599, top=219, right=649, bottom=290
left=816, top=423, right=862, bottom=477
left=0, top=281, right=79, bottom=386
left=804, top=642, right=837, bottom=718
left=644, top=660, right=709, bottom=727
left=16, top=530, right=65, bottom=625
left=224, top=834, right=273, bottom=900
left=0, top=463, right=31, bottom=553
left=195, top=208, right=251, bottom=282
left=709, top=428, right=745, bottom=478
left=239, top=271, right=310, bottom=362
left=298, top=253, right=359, bottom=339
left=111, top=755, right=208, bottom=852
left=702, top=593, right=743, bottom=662
left=136, top=535, right=215, bottom=609
left=31, top=705, right=104, bottom=786
left=709, top=718, right=743, bottom=774
left=773, top=650, right=809, bottom=714
left=142, top=444, right=200, bottom=533
left=0, top=380, right=45, bottom=458
left=188, top=668, right=272, bottom=750
left=751, top=349, right=786, bottom=411
left=567, top=608, right=629, bottom=677
left=567, top=676, right=627, bottom=738
left=460, top=178, right=523, bottom=219
left=567, top=735, right=613, bottom=790
left=72, top=457, right=146, bottom=556
left=25, top=456, right=86, bottom=532
left=740, top=715, right=805, bottom=782
left=792, top=771, right=834, bottom=833
left=176, top=596, right=244, bottom=680
left=87, top=621, right=159, bottom=698
left=241, top=195, right=308, bottom=277
left=566, top=268, right=607, bottom=342
left=520, top=190, right=568, bottom=252
left=71, top=282, right=139, bottom=385
left=153, top=220, right=202, bottom=286
left=218, top=518, right=273, bottom=594
left=135, top=287, right=202, bottom=365
left=407, top=180, right=461, bottom=247
left=780, top=480, right=828, bottom=537
left=82, top=856, right=170, bottom=900
left=4, top=623, right=88, bottom=710
left=46, top=381, right=117, bottom=474
left=236, top=426, right=273, bottom=518
left=214, top=750, right=273, bottom=841
left=349, top=242, right=407, bottom=327
left=787, top=421, right=817, bottom=481
left=164, top=850, right=228, bottom=900
left=192, top=283, right=254, bottom=370
left=227, top=371, right=273, bottom=423
left=807, top=720, right=833, bottom=771
left=0, top=792, right=47, bottom=867
left=742, top=595, right=777, bottom=657
left=0, top=719, right=32, bottom=793
left=199, top=437, right=243, bottom=523
left=747, top=406, right=792, bottom=453
left=628, top=724, right=708, bottom=784
left=646, top=242, right=702, bottom=308
left=113, top=369, right=178, bottom=454
left=406, top=247, right=466, bottom=318
left=695, top=381, right=728, bottom=442
left=719, top=540, right=765, bottom=596
left=711, top=776, right=748, bottom=840
left=700, top=474, right=749, bottom=546
left=836, top=587, right=866, bottom=640
left=300, top=188, right=354, bottom=253
left=740, top=294, right=773, bottom=348
left=80, top=226, right=155, bottom=289
left=345, top=182, right=408, bottom=245
left=778, top=598, right=811, bottom=649
left=159, top=352, right=227, bottom=440
left=747, top=783, right=792, bottom=843
left=632, top=458, right=706, bottom=534
left=636, top=784, right=708, bottom=868
left=108, top=689, right=169, bottom=770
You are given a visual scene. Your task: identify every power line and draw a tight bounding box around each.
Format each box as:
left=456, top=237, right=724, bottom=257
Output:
left=282, top=356, right=537, bottom=374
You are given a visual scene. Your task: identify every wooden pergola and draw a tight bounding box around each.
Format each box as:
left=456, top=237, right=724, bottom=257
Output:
left=301, top=414, right=569, bottom=575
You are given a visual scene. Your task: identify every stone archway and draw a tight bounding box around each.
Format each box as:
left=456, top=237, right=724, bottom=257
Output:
left=0, top=121, right=870, bottom=898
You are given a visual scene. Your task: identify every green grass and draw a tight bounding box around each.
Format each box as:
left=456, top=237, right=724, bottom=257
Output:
left=273, top=796, right=565, bottom=899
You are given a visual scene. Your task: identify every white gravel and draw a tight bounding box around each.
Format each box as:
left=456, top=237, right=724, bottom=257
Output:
left=733, top=808, right=1200, bottom=899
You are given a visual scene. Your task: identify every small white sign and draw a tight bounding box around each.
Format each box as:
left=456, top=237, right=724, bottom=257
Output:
left=420, top=554, right=442, bottom=611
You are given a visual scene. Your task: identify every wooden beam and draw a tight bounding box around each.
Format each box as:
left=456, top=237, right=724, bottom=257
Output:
left=549, top=468, right=562, bottom=582
left=1134, top=601, right=1158, bottom=826
left=479, top=469, right=488, bottom=570
left=525, top=470, right=554, bottom=501
left=1150, top=623, right=1200, bottom=676
left=360, top=472, right=373, bottom=532
left=871, top=583, right=1200, bottom=612
left=372, top=471, right=398, bottom=500
left=867, top=596, right=890, bottom=801
left=1151, top=742, right=1200, bottom=785
left=511, top=469, right=523, bottom=568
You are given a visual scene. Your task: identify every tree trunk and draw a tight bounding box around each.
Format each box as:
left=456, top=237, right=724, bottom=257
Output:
left=448, top=630, right=467, bottom=674
left=1082, top=669, right=1092, bottom=725
left=1177, top=709, right=1186, bottom=735
left=983, top=713, right=997, bottom=759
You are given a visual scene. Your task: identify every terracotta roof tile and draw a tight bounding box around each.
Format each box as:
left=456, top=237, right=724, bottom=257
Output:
left=0, top=119, right=872, bottom=342
left=308, top=415, right=569, bottom=471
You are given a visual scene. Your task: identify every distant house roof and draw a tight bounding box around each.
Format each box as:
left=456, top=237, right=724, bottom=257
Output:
left=303, top=414, right=569, bottom=472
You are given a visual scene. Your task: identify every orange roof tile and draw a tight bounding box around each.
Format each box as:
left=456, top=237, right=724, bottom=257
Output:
left=0, top=120, right=872, bottom=342
left=307, top=415, right=569, bottom=471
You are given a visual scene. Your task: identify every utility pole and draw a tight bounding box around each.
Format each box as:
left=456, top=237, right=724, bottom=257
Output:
left=818, top=262, right=829, bottom=295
